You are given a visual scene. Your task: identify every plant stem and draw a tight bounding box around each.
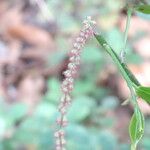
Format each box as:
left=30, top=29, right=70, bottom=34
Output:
left=124, top=8, right=132, bottom=49
left=120, top=8, right=132, bottom=63
left=131, top=144, right=136, bottom=150
left=102, top=44, right=138, bottom=108
left=95, top=34, right=140, bottom=111
left=94, top=34, right=143, bottom=150
left=94, top=34, right=140, bottom=86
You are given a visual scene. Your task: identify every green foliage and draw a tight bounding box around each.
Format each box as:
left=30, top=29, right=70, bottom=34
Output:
left=97, top=131, right=118, bottom=150
left=106, top=28, right=124, bottom=54
left=94, top=33, right=147, bottom=150
left=58, top=13, right=79, bottom=33
left=142, top=137, right=150, bottom=150
left=135, top=5, right=150, bottom=14
left=6, top=103, right=28, bottom=127
left=0, top=98, right=122, bottom=150
left=66, top=125, right=118, bottom=150
left=129, top=110, right=144, bottom=150
left=82, top=46, right=102, bottom=63
left=94, top=34, right=140, bottom=86
left=1, top=0, right=150, bottom=149
left=136, top=86, right=150, bottom=103
left=73, top=79, right=95, bottom=96
left=100, top=96, right=119, bottom=110
left=44, top=78, right=61, bottom=103
left=34, top=102, right=57, bottom=121
left=67, top=96, right=96, bottom=122
left=66, top=125, right=93, bottom=150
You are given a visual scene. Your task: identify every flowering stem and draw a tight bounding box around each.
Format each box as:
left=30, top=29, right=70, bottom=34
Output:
left=55, top=16, right=96, bottom=150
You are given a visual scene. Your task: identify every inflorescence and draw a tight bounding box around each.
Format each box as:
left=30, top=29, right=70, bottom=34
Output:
left=54, top=16, right=96, bottom=150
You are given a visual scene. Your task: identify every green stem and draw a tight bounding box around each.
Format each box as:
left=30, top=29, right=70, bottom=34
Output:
left=131, top=144, right=136, bottom=150
left=124, top=8, right=132, bottom=49
left=94, top=34, right=144, bottom=150
left=94, top=34, right=140, bottom=86
left=120, top=8, right=132, bottom=62
left=94, top=34, right=140, bottom=112
left=102, top=44, right=138, bottom=108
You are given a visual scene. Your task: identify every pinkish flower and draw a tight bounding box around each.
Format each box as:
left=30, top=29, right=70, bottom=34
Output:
left=55, top=16, right=96, bottom=150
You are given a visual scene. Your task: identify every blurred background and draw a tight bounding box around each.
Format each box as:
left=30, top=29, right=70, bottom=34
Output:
left=0, top=0, right=150, bottom=150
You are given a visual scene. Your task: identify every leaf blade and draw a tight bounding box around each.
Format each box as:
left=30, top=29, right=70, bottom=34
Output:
left=129, top=110, right=144, bottom=149
left=135, top=5, right=150, bottom=14
left=94, top=34, right=140, bottom=86
left=136, top=86, right=150, bottom=103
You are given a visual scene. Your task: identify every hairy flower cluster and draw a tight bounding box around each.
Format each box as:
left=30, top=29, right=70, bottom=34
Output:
left=55, top=16, right=96, bottom=150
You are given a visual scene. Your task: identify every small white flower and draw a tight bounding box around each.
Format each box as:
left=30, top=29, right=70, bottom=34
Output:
left=84, top=16, right=96, bottom=25
left=63, top=70, right=71, bottom=77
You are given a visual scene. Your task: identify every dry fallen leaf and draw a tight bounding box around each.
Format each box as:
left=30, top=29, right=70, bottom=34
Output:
left=7, top=24, right=54, bottom=48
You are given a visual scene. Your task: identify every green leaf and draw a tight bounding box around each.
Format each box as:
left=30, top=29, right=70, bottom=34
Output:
left=97, top=131, right=118, bottom=150
left=34, top=102, right=57, bottom=120
left=82, top=46, right=102, bottom=63
left=66, top=124, right=92, bottom=150
left=73, top=80, right=95, bottom=96
left=136, top=86, right=150, bottom=103
left=67, top=96, right=95, bottom=122
left=6, top=103, right=28, bottom=127
left=135, top=5, right=150, bottom=14
left=44, top=78, right=61, bottom=103
left=106, top=28, right=124, bottom=54
left=100, top=96, right=119, bottom=110
left=129, top=110, right=144, bottom=149
left=94, top=34, right=140, bottom=86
